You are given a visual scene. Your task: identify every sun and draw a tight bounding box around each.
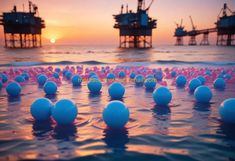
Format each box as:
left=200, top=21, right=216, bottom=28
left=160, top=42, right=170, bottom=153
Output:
left=50, top=38, right=56, bottom=44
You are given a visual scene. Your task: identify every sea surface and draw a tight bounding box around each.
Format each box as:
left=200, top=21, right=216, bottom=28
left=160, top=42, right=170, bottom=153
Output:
left=0, top=44, right=235, bottom=161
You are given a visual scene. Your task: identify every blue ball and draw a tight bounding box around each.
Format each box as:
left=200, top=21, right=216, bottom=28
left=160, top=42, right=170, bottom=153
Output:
left=129, top=72, right=136, bottom=79
left=196, top=76, right=206, bottom=85
left=30, top=98, right=53, bottom=121
left=213, top=78, right=226, bottom=89
left=118, top=71, right=126, bottom=79
left=219, top=98, right=235, bottom=124
left=89, top=72, right=97, bottom=78
left=102, top=101, right=129, bottom=129
left=37, top=74, right=48, bottom=86
left=107, top=73, right=116, bottom=80
left=194, top=85, right=212, bottom=103
left=108, top=82, right=125, bottom=100
left=171, top=71, right=177, bottom=77
left=188, top=78, right=202, bottom=92
left=55, top=68, right=61, bottom=73
left=53, top=72, right=60, bottom=79
left=205, top=70, right=212, bottom=76
left=144, top=78, right=156, bottom=90
left=225, top=74, right=231, bottom=80
left=21, top=73, right=29, bottom=80
left=52, top=99, right=78, bottom=125
left=154, top=71, right=163, bottom=81
left=153, top=86, right=172, bottom=106
left=87, top=78, right=102, bottom=93
left=72, top=75, right=82, bottom=86
left=63, top=70, right=68, bottom=76
left=176, top=75, right=187, bottom=87
left=134, top=75, right=145, bottom=86
left=65, top=71, right=72, bottom=80
left=1, top=74, right=8, bottom=83
left=15, top=75, right=25, bottom=83
left=43, top=81, right=57, bottom=95
left=0, top=80, right=2, bottom=90
left=6, top=82, right=21, bottom=97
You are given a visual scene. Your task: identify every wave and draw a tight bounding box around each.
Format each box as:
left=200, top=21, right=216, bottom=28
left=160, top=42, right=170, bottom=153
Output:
left=0, top=60, right=234, bottom=67
left=153, top=60, right=235, bottom=66
left=0, top=60, right=110, bottom=67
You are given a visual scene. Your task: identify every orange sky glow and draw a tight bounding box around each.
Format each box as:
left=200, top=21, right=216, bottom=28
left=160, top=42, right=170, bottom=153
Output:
left=0, top=0, right=235, bottom=45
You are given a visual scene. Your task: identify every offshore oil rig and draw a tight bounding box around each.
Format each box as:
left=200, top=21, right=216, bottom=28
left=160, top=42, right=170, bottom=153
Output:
left=174, top=3, right=235, bottom=46
left=0, top=1, right=45, bottom=48
left=113, top=0, right=157, bottom=48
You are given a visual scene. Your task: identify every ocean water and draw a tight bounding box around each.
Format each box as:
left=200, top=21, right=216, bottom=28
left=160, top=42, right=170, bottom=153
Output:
left=0, top=45, right=235, bottom=161
left=0, top=44, right=235, bottom=66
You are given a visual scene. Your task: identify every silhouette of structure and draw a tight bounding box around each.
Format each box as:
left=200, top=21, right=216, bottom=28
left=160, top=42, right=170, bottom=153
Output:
left=216, top=3, right=235, bottom=46
left=0, top=1, right=45, bottom=48
left=113, top=0, right=157, bottom=48
left=174, top=3, right=234, bottom=46
left=174, top=19, right=187, bottom=45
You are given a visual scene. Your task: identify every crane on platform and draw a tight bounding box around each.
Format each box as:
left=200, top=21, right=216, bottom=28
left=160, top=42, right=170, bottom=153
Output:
left=188, top=16, right=198, bottom=45
left=174, top=19, right=187, bottom=45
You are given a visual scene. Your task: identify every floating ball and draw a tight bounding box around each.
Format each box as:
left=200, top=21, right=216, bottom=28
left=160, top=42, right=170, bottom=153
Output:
left=134, top=75, right=145, bottom=86
left=72, top=75, right=82, bottom=86
left=65, top=71, right=72, bottom=80
left=55, top=68, right=61, bottom=73
left=196, top=76, right=206, bottom=85
left=0, top=80, right=2, bottom=90
left=87, top=78, right=102, bottom=93
left=108, top=82, right=125, bottom=100
left=194, top=85, right=212, bottom=103
left=102, top=101, right=129, bottom=129
left=205, top=70, right=212, bottom=76
left=21, top=73, right=29, bottom=81
left=154, top=71, right=163, bottom=81
left=225, top=74, right=231, bottom=80
left=188, top=78, right=202, bottom=92
left=43, top=81, right=57, bottom=95
left=89, top=72, right=97, bottom=78
left=171, top=70, right=177, bottom=77
left=153, top=86, right=172, bottom=106
left=144, top=78, right=156, bottom=90
left=1, top=74, right=8, bottom=83
left=30, top=98, right=53, bottom=121
left=37, top=74, right=48, bottom=86
left=63, top=70, right=69, bottom=76
left=52, top=99, right=78, bottom=125
left=129, top=72, right=136, bottom=79
left=15, top=75, right=25, bottom=83
left=118, top=71, right=126, bottom=79
left=53, top=72, right=60, bottom=79
left=176, top=75, right=187, bottom=87
left=6, top=82, right=21, bottom=97
left=213, top=78, right=226, bottom=89
left=107, top=73, right=116, bottom=80
left=219, top=98, right=235, bottom=124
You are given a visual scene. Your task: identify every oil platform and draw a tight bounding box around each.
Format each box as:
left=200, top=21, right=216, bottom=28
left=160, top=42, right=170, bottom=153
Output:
left=174, top=3, right=235, bottom=46
left=113, top=0, right=157, bottom=48
left=0, top=1, right=45, bottom=48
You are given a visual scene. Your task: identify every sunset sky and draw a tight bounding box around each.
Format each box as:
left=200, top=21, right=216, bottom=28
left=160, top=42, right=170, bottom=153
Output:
left=0, top=0, right=235, bottom=45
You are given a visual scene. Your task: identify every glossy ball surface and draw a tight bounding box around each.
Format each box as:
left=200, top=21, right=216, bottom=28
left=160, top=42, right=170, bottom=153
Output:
left=52, top=99, right=78, bottom=125
left=102, top=101, right=129, bottom=129
left=30, top=98, right=53, bottom=121
left=108, top=82, right=125, bottom=100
